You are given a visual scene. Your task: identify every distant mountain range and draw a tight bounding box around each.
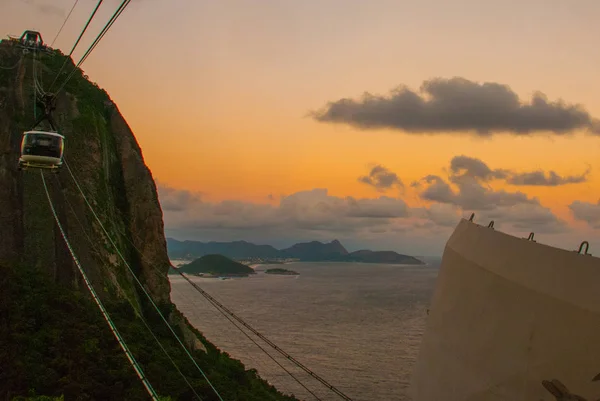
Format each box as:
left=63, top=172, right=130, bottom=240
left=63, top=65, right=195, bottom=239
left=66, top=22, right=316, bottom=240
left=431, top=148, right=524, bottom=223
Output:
left=167, top=238, right=424, bottom=265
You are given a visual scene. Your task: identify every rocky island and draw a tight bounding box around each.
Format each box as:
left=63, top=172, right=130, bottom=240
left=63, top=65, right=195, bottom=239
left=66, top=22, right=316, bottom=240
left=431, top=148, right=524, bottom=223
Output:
left=264, top=268, right=299, bottom=275
left=175, top=254, right=256, bottom=277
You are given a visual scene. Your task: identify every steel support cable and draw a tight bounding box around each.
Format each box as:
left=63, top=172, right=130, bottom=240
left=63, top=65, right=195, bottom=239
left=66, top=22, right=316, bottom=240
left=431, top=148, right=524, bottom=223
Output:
left=32, top=50, right=37, bottom=120
left=34, top=53, right=45, bottom=97
left=169, top=281, right=291, bottom=399
left=76, top=0, right=129, bottom=67
left=78, top=184, right=333, bottom=400
left=53, top=175, right=203, bottom=401
left=63, top=159, right=225, bottom=401
left=92, top=211, right=312, bottom=400
left=51, top=0, right=81, bottom=47
left=49, top=0, right=104, bottom=92
left=174, top=270, right=353, bottom=401
left=40, top=171, right=160, bottom=401
left=179, top=275, right=323, bottom=401
left=54, top=0, right=129, bottom=97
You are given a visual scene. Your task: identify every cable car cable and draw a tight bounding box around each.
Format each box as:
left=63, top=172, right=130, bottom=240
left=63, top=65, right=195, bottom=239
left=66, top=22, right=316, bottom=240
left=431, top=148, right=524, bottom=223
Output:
left=79, top=202, right=317, bottom=399
left=53, top=0, right=129, bottom=97
left=51, top=0, right=81, bottom=47
left=49, top=0, right=104, bottom=92
left=180, top=274, right=323, bottom=401
left=63, top=159, right=225, bottom=401
left=168, top=280, right=293, bottom=399
left=40, top=171, right=161, bottom=401
left=53, top=174, right=204, bottom=401
left=74, top=181, right=332, bottom=400
left=32, top=49, right=37, bottom=120
left=173, top=269, right=354, bottom=401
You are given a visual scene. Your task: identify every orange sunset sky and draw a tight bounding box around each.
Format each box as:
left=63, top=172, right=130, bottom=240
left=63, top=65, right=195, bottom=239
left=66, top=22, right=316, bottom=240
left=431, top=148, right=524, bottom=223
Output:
left=2, top=0, right=600, bottom=255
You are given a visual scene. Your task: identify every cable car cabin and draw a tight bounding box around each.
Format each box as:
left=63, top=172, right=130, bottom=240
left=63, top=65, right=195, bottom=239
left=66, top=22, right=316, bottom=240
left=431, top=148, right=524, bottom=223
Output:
left=18, top=131, right=64, bottom=171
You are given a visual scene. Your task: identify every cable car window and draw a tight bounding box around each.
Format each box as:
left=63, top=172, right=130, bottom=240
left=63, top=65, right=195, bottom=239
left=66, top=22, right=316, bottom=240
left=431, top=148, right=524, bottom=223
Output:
left=23, top=134, right=62, bottom=158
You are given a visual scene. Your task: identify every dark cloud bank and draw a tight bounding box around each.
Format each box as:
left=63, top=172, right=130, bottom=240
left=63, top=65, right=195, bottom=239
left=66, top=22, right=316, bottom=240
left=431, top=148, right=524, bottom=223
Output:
left=157, top=155, right=596, bottom=254
left=358, top=165, right=403, bottom=191
left=311, top=77, right=600, bottom=136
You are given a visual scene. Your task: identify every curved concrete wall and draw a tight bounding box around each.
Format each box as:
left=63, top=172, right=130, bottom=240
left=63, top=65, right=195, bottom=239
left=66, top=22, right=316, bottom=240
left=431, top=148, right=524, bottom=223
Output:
left=411, top=218, right=600, bottom=401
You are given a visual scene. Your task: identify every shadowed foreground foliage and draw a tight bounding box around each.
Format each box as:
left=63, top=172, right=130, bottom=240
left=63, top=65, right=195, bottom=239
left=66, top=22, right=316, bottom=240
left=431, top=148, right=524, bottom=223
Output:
left=0, top=263, right=299, bottom=401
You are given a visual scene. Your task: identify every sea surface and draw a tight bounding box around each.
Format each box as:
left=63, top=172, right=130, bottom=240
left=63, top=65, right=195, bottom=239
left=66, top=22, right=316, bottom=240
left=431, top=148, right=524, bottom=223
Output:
left=169, top=262, right=439, bottom=401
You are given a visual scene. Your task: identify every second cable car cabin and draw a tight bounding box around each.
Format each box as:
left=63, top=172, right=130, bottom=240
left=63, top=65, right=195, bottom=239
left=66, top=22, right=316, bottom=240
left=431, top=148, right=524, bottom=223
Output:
left=18, top=131, right=65, bottom=172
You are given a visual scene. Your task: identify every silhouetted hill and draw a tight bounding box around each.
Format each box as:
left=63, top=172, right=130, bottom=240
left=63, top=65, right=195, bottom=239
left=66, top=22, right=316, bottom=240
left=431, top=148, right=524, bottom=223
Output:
left=178, top=254, right=255, bottom=276
left=347, top=250, right=423, bottom=264
left=167, top=239, right=279, bottom=259
left=280, top=239, right=348, bottom=260
left=167, top=238, right=424, bottom=265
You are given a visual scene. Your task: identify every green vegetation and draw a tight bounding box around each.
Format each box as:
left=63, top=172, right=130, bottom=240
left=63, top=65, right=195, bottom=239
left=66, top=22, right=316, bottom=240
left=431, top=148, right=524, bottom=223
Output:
left=179, top=254, right=256, bottom=276
left=264, top=268, right=299, bottom=275
left=0, top=263, right=298, bottom=401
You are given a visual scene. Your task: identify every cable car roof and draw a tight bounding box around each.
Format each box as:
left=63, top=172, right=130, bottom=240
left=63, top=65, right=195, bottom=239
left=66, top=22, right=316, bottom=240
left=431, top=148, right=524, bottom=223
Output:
left=24, top=130, right=65, bottom=139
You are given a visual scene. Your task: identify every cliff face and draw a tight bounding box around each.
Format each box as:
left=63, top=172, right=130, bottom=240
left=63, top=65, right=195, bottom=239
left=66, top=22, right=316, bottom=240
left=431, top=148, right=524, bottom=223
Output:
left=0, top=40, right=300, bottom=401
left=0, top=39, right=170, bottom=305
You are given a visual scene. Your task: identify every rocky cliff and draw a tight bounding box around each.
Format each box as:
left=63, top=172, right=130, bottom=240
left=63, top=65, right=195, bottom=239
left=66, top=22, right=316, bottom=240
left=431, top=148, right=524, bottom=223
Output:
left=0, top=39, right=297, bottom=401
left=0, top=39, right=170, bottom=306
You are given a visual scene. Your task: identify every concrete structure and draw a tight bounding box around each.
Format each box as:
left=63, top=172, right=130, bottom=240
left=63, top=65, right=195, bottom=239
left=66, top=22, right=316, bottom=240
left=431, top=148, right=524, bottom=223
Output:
left=412, top=218, right=600, bottom=401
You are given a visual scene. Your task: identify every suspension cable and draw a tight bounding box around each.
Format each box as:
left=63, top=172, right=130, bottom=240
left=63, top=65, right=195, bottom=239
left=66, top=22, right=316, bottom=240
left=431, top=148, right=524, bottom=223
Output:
left=53, top=0, right=129, bottom=97
left=71, top=168, right=340, bottom=400
left=75, top=0, right=129, bottom=68
left=51, top=0, right=81, bottom=47
left=49, top=0, right=104, bottom=92
left=32, top=49, right=37, bottom=120
left=63, top=159, right=225, bottom=401
left=174, top=269, right=354, bottom=401
left=179, top=274, right=323, bottom=401
left=168, top=279, right=292, bottom=398
left=40, top=171, right=160, bottom=401
left=53, top=174, right=203, bottom=401
left=72, top=185, right=318, bottom=400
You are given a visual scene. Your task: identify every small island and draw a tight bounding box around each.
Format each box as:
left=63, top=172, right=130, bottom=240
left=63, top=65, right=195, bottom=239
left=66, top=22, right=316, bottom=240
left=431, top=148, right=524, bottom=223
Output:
left=176, top=254, right=256, bottom=277
left=264, top=268, right=299, bottom=275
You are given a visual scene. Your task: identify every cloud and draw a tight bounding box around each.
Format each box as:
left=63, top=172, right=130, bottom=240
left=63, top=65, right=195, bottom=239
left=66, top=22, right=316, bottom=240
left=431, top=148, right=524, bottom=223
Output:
left=157, top=184, right=462, bottom=256
left=358, top=164, right=403, bottom=191
left=448, top=155, right=589, bottom=187
left=412, top=158, right=568, bottom=234
left=506, top=169, right=589, bottom=186
left=569, top=200, right=600, bottom=229
left=449, top=155, right=509, bottom=182
left=158, top=186, right=420, bottom=235
left=157, top=155, right=586, bottom=253
left=310, top=77, right=600, bottom=136
left=156, top=181, right=203, bottom=212
left=20, top=0, right=65, bottom=17
left=414, top=174, right=536, bottom=211
left=412, top=203, right=463, bottom=228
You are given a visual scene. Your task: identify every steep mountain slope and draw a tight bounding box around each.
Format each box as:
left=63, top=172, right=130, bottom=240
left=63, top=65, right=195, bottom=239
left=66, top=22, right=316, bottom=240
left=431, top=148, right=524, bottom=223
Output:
left=0, top=39, right=298, bottom=401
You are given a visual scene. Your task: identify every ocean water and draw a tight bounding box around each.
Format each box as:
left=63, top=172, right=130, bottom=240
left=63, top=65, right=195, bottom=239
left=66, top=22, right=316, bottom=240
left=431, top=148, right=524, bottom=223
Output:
left=169, top=262, right=439, bottom=401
